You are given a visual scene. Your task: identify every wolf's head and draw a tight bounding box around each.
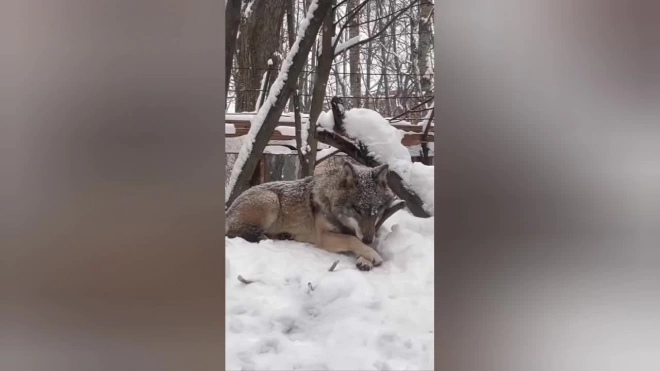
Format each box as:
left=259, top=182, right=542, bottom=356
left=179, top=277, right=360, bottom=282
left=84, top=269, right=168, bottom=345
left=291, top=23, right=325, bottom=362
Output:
left=334, top=161, right=392, bottom=244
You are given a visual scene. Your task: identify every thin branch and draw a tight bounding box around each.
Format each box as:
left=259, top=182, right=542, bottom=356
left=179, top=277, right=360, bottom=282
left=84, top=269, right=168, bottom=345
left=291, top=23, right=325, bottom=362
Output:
left=333, top=0, right=350, bottom=10
left=237, top=275, right=255, bottom=284
left=315, top=149, right=341, bottom=165
left=333, top=0, right=370, bottom=49
left=376, top=199, right=407, bottom=231
left=334, top=0, right=421, bottom=58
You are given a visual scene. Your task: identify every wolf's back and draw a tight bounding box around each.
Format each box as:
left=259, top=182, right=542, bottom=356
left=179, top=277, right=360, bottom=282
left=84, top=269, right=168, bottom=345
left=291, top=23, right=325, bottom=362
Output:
left=225, top=177, right=317, bottom=242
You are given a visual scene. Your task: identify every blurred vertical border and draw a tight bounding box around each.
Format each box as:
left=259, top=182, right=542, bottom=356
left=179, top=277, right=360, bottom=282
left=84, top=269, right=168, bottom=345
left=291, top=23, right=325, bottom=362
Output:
left=1, top=1, right=225, bottom=370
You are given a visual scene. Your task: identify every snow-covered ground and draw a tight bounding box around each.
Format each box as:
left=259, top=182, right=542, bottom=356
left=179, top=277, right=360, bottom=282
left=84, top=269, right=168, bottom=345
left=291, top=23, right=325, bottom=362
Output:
left=225, top=210, right=435, bottom=371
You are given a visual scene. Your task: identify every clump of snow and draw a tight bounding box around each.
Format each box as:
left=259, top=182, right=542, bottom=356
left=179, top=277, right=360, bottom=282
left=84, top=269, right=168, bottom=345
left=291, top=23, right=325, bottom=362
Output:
left=275, top=126, right=296, bottom=136
left=300, top=118, right=310, bottom=154
left=318, top=108, right=435, bottom=215
left=263, top=145, right=293, bottom=155
left=316, top=147, right=339, bottom=160
left=243, top=0, right=256, bottom=19
left=225, top=124, right=236, bottom=135
left=226, top=0, right=321, bottom=202
left=226, top=210, right=434, bottom=370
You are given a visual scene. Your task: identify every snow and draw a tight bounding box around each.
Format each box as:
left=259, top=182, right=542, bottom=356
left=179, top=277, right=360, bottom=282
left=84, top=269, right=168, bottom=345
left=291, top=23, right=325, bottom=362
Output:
left=225, top=124, right=236, bottom=135
left=243, top=0, right=256, bottom=19
left=275, top=126, right=296, bottom=136
left=225, top=210, right=434, bottom=371
left=316, top=147, right=339, bottom=160
left=318, top=108, right=435, bottom=215
left=225, top=113, right=306, bottom=123
left=264, top=145, right=294, bottom=155
left=334, top=32, right=368, bottom=54
left=300, top=118, right=310, bottom=154
left=226, top=0, right=321, bottom=202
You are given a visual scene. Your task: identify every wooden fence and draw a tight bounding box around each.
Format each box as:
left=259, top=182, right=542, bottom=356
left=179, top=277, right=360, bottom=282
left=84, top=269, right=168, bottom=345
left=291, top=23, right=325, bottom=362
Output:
left=225, top=113, right=434, bottom=184
left=225, top=113, right=434, bottom=146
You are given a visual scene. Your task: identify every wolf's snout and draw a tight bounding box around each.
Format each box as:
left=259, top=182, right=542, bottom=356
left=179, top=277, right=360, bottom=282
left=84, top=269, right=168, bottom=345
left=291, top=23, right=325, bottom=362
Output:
left=362, top=235, right=374, bottom=244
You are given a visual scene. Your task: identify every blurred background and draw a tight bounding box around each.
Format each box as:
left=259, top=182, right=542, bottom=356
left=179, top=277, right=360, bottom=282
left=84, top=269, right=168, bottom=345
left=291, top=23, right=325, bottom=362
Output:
left=435, top=1, right=660, bottom=370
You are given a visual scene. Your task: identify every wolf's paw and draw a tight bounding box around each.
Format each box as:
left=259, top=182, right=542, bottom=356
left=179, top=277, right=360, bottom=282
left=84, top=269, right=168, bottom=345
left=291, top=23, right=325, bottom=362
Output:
left=356, top=256, right=374, bottom=271
left=372, top=253, right=383, bottom=267
left=356, top=254, right=382, bottom=271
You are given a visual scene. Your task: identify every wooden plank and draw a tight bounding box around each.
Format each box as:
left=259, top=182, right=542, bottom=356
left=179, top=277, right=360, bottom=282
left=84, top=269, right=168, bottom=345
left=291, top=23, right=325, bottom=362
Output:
left=226, top=131, right=432, bottom=145
left=225, top=118, right=433, bottom=133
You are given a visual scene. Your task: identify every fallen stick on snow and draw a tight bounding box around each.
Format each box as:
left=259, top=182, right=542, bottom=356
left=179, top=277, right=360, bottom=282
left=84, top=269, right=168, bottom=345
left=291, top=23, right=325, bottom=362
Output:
left=328, top=260, right=340, bottom=272
left=237, top=275, right=255, bottom=285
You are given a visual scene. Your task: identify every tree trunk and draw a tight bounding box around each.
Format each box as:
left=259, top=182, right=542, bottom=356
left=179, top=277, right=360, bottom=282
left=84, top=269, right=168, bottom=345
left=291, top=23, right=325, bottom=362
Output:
left=287, top=0, right=306, bottom=178
left=235, top=0, right=287, bottom=113
left=379, top=12, right=392, bottom=116
left=226, top=0, right=334, bottom=206
left=347, top=0, right=361, bottom=107
left=304, top=0, right=336, bottom=176
left=389, top=1, right=402, bottom=116
left=364, top=1, right=372, bottom=109
left=225, top=0, right=243, bottom=98
left=418, top=0, right=434, bottom=97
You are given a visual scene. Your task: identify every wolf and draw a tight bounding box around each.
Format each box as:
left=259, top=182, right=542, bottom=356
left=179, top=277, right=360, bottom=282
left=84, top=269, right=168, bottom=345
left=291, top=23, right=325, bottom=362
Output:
left=225, top=160, right=396, bottom=271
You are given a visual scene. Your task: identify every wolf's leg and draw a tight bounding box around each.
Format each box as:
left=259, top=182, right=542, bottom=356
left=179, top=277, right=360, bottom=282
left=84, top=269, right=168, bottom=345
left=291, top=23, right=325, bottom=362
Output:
left=317, top=231, right=383, bottom=271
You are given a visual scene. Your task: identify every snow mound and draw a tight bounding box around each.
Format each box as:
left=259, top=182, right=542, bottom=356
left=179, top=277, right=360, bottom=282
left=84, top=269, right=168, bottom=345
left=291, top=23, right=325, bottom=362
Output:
left=318, top=108, right=435, bottom=215
left=226, top=210, right=434, bottom=371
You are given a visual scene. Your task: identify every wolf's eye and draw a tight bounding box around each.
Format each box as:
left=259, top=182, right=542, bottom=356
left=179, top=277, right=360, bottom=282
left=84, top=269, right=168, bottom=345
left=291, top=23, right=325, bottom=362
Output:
left=353, top=206, right=362, bottom=215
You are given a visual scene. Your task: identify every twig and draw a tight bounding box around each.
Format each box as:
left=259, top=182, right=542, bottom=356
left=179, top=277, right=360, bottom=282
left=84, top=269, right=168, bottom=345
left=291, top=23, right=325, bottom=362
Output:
left=307, top=282, right=315, bottom=293
left=315, top=149, right=341, bottom=166
left=328, top=260, right=340, bottom=272
left=237, top=275, right=254, bottom=285
left=376, top=199, right=406, bottom=231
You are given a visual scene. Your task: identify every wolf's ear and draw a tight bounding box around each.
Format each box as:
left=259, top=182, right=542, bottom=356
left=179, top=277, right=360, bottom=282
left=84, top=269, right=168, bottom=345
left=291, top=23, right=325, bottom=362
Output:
left=341, top=162, right=357, bottom=187
left=373, top=164, right=389, bottom=186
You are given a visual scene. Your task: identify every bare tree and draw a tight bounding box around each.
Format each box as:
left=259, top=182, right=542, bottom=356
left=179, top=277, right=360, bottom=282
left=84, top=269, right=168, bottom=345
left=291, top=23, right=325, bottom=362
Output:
left=226, top=0, right=335, bottom=206
left=287, top=0, right=307, bottom=177
left=226, top=0, right=434, bottom=184
left=303, top=0, right=336, bottom=176
left=234, top=0, right=287, bottom=112
left=225, top=0, right=243, bottom=98
left=418, top=0, right=434, bottom=96
left=347, top=0, right=361, bottom=107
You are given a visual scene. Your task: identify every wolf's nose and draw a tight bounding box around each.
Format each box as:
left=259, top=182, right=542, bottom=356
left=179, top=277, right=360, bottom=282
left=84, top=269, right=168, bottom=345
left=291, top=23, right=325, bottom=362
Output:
left=362, top=236, right=374, bottom=244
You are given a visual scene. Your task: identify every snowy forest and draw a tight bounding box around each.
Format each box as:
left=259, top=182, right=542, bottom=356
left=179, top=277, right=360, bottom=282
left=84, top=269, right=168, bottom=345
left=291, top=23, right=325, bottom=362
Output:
left=225, top=2, right=435, bottom=369
left=225, top=0, right=435, bottom=215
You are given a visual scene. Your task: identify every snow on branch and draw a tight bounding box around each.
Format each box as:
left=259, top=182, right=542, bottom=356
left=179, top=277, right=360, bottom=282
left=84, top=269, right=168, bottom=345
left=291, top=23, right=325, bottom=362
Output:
left=316, top=97, right=434, bottom=217
left=334, top=32, right=367, bottom=54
